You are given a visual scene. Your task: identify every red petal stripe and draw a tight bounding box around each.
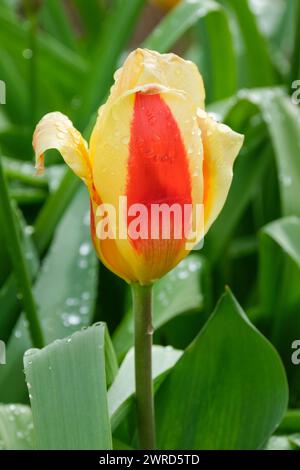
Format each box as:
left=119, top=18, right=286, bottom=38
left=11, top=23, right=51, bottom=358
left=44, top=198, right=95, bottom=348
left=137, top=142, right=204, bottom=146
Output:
left=126, top=92, right=192, bottom=252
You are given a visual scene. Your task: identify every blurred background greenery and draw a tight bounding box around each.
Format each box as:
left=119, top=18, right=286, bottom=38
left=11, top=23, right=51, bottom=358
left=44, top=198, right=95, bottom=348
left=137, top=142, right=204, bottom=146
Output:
left=0, top=0, right=300, bottom=450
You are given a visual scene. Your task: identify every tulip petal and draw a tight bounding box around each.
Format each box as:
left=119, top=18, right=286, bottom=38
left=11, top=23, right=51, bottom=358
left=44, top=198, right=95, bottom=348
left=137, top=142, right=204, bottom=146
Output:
left=90, top=85, right=203, bottom=283
left=197, top=109, right=244, bottom=232
left=109, top=49, right=205, bottom=111
left=90, top=199, right=136, bottom=283
left=33, top=112, right=92, bottom=187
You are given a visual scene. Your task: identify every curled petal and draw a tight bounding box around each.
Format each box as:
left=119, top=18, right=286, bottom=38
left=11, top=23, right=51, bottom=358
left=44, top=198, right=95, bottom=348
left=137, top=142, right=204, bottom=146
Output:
left=197, top=109, right=244, bottom=232
left=33, top=112, right=92, bottom=187
left=106, top=48, right=205, bottom=113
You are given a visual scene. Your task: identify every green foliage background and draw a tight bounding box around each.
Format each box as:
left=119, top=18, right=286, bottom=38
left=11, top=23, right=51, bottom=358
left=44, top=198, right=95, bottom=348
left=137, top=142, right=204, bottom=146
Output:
left=0, top=0, right=300, bottom=450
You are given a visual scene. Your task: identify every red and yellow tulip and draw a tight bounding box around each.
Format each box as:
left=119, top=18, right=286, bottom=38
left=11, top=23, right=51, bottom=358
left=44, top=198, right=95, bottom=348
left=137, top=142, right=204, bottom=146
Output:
left=33, top=48, right=243, bottom=284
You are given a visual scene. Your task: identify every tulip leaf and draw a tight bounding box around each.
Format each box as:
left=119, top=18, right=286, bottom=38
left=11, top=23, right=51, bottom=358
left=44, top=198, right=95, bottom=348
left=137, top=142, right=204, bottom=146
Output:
left=193, top=5, right=237, bottom=101
left=144, top=0, right=222, bottom=53
left=219, top=0, right=277, bottom=87
left=39, top=0, right=77, bottom=51
left=24, top=323, right=114, bottom=450
left=257, top=90, right=300, bottom=218
left=205, top=87, right=300, bottom=260
left=259, top=216, right=300, bottom=406
left=204, top=128, right=270, bottom=262
left=265, top=435, right=295, bottom=451
left=223, top=89, right=300, bottom=218
left=0, top=404, right=34, bottom=450
left=108, top=345, right=182, bottom=431
left=155, top=289, right=288, bottom=450
left=0, top=7, right=86, bottom=100
left=2, top=156, right=48, bottom=188
left=113, top=254, right=208, bottom=358
left=0, top=204, right=39, bottom=343
left=0, top=187, right=98, bottom=403
left=77, top=0, right=146, bottom=128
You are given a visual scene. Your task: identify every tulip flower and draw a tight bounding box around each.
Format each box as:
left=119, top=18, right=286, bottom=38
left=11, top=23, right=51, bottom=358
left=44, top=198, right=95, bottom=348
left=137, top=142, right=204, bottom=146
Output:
left=33, top=48, right=243, bottom=450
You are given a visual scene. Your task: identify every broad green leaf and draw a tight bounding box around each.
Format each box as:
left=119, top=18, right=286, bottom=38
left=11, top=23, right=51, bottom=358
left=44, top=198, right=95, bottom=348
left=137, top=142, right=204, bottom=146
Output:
left=206, top=88, right=300, bottom=266
left=266, top=430, right=300, bottom=450
left=242, top=89, right=300, bottom=219
left=0, top=126, right=32, bottom=160
left=0, top=187, right=98, bottom=403
left=73, top=0, right=106, bottom=49
left=222, top=89, right=300, bottom=218
left=0, top=204, right=39, bottom=343
left=0, top=404, right=34, bottom=450
left=204, top=127, right=270, bottom=262
left=39, top=0, right=77, bottom=51
left=113, top=254, right=207, bottom=358
left=0, top=7, right=86, bottom=103
left=0, top=49, right=28, bottom=124
left=265, top=435, right=294, bottom=450
left=144, top=0, right=221, bottom=52
left=193, top=5, right=237, bottom=101
left=108, top=345, right=182, bottom=431
left=33, top=170, right=80, bottom=256
left=77, top=0, right=145, bottom=128
left=220, top=0, right=277, bottom=87
left=156, top=289, right=288, bottom=449
left=112, top=437, right=134, bottom=450
left=24, top=324, right=114, bottom=450
left=0, top=155, right=43, bottom=348
left=9, top=187, right=47, bottom=205
left=259, top=216, right=300, bottom=405
left=289, top=434, right=300, bottom=449
left=145, top=0, right=238, bottom=102
left=3, top=156, right=48, bottom=188
left=289, top=0, right=300, bottom=80
left=249, top=0, right=287, bottom=40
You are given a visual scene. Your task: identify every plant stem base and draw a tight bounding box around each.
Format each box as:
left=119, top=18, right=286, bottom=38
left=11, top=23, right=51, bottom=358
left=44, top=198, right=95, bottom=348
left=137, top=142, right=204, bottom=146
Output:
left=132, top=283, right=156, bottom=450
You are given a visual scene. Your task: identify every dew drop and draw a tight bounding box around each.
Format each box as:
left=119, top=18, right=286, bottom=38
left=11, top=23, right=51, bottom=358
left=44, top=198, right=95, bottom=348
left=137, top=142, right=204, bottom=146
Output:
left=81, top=291, right=90, bottom=301
left=64, top=314, right=81, bottom=326
left=79, top=305, right=89, bottom=315
left=178, top=270, right=189, bottom=280
left=78, top=259, right=88, bottom=269
left=79, top=242, right=91, bottom=256
left=66, top=297, right=79, bottom=307
left=25, top=225, right=34, bottom=236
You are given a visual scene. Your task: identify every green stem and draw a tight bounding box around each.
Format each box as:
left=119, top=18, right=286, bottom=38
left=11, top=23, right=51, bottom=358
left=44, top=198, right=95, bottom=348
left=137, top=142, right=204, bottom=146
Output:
left=0, top=155, right=44, bottom=348
left=132, top=283, right=156, bottom=450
